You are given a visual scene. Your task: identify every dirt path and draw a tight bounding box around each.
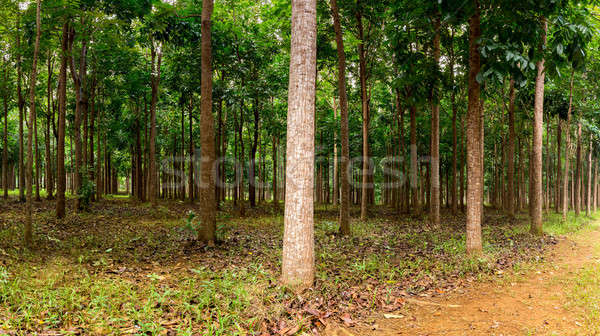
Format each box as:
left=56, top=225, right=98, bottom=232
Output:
left=331, top=226, right=600, bottom=336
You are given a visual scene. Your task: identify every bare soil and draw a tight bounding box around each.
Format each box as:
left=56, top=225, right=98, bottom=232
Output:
left=331, top=226, right=600, bottom=336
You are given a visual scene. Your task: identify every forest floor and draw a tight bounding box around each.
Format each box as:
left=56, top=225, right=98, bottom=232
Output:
left=342, top=216, right=600, bottom=336
left=0, top=196, right=598, bottom=335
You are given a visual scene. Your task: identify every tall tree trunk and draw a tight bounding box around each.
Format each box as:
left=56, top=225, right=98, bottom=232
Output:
left=555, top=114, right=561, bottom=213
left=562, top=69, right=574, bottom=221
left=56, top=22, right=69, bottom=219
left=410, top=104, right=419, bottom=214
left=17, top=15, right=25, bottom=202
left=281, top=0, right=316, bottom=289
left=2, top=62, right=8, bottom=199
left=449, top=30, right=457, bottom=215
left=67, top=22, right=87, bottom=211
left=189, top=96, right=195, bottom=202
left=25, top=0, right=41, bottom=246
left=332, top=98, right=338, bottom=206
left=249, top=98, right=259, bottom=207
left=575, top=121, right=582, bottom=216
left=587, top=135, right=592, bottom=216
left=466, top=0, right=483, bottom=254
left=45, top=52, right=54, bottom=200
left=356, top=3, right=369, bottom=221
left=530, top=18, right=547, bottom=235
left=199, top=0, right=217, bottom=245
left=148, top=41, right=162, bottom=204
left=430, top=15, right=441, bottom=226
left=272, top=136, right=278, bottom=207
left=330, top=0, right=350, bottom=235
left=507, top=79, right=516, bottom=217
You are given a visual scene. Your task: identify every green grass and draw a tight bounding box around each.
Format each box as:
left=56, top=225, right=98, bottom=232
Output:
left=1, top=201, right=599, bottom=334
left=565, top=263, right=600, bottom=334
left=543, top=210, right=600, bottom=236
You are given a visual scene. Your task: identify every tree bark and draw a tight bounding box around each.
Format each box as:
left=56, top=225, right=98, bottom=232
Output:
left=16, top=15, right=25, bottom=202
left=25, top=0, right=41, bottom=247
left=555, top=114, right=561, bottom=213
left=148, top=41, right=162, bottom=204
left=56, top=22, right=69, bottom=219
left=281, top=0, right=316, bottom=290
left=356, top=2, right=369, bottom=221
left=430, top=15, right=441, bottom=226
left=587, top=135, right=592, bottom=216
left=198, top=0, right=217, bottom=245
left=2, top=61, right=8, bottom=199
left=507, top=79, right=516, bottom=217
left=330, top=0, right=350, bottom=235
left=449, top=29, right=458, bottom=215
left=575, top=120, right=582, bottom=217
left=562, top=69, right=574, bottom=221
left=530, top=18, right=547, bottom=235
left=410, top=104, right=419, bottom=214
left=466, top=0, right=483, bottom=254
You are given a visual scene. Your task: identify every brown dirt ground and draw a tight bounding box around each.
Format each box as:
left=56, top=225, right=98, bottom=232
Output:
left=326, top=226, right=600, bottom=336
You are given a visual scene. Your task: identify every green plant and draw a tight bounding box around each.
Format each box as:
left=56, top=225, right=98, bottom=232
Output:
left=77, top=177, right=96, bottom=212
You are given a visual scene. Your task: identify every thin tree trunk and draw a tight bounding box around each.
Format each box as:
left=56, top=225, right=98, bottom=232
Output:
left=281, top=0, right=316, bottom=289
left=410, top=105, right=419, bottom=214
left=330, top=0, right=350, bottom=235
left=198, top=0, right=217, bottom=245
left=272, top=136, right=278, bottom=207
left=555, top=114, right=561, bottom=213
left=356, top=2, right=369, bottom=221
left=575, top=121, right=582, bottom=216
left=148, top=41, right=162, bottom=204
left=530, top=18, right=547, bottom=235
left=189, top=96, right=195, bottom=202
left=430, top=15, right=441, bottom=226
left=56, top=22, right=69, bottom=219
left=562, top=69, right=574, bottom=221
left=25, top=0, right=41, bottom=246
left=466, top=0, right=483, bottom=254
left=332, top=98, right=338, bottom=206
left=507, top=79, right=516, bottom=217
left=2, top=62, right=8, bottom=199
left=449, top=30, right=457, bottom=215
left=17, top=15, right=25, bottom=202
left=587, top=135, right=592, bottom=216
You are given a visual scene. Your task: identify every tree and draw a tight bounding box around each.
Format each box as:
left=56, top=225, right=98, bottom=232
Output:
left=281, top=0, right=316, bottom=289
left=24, top=0, right=41, bottom=246
left=530, top=18, right=547, bottom=236
left=330, top=0, right=350, bottom=236
left=466, top=0, right=483, bottom=254
left=198, top=0, right=217, bottom=245
left=56, top=21, right=68, bottom=219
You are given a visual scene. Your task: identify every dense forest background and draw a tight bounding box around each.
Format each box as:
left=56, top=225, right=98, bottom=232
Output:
left=2, top=0, right=600, bottom=333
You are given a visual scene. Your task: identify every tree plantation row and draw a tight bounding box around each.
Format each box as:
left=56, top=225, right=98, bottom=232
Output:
left=1, top=0, right=600, bottom=288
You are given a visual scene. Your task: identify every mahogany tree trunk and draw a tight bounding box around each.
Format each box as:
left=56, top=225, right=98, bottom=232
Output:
left=430, top=16, right=441, bottom=226
left=555, top=114, right=561, bottom=213
left=25, top=0, right=41, bottom=246
left=198, top=0, right=217, bottom=245
left=330, top=0, right=350, bottom=235
left=466, top=0, right=483, bottom=254
left=587, top=135, right=592, bottom=216
left=56, top=22, right=69, bottom=219
left=356, top=3, right=369, bottom=221
left=507, top=79, right=516, bottom=217
left=530, top=18, right=547, bottom=235
left=281, top=0, right=317, bottom=290
left=562, top=69, right=574, bottom=221
left=2, top=63, right=8, bottom=199
left=575, top=121, right=582, bottom=216
left=148, top=41, right=162, bottom=204
left=17, top=15, right=25, bottom=202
